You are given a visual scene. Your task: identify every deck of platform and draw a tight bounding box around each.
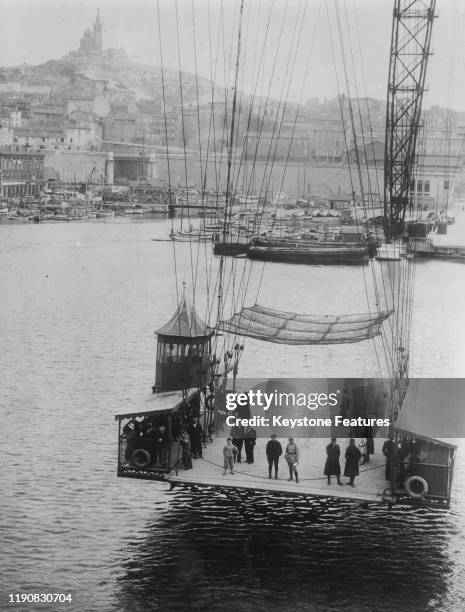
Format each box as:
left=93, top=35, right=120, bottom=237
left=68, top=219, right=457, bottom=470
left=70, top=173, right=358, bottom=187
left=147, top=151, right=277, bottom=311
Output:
left=168, top=435, right=390, bottom=503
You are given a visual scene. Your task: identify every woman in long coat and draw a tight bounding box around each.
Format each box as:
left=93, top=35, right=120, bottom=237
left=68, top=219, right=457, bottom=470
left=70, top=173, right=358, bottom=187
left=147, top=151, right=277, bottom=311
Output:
left=324, top=438, right=342, bottom=485
left=344, top=438, right=362, bottom=487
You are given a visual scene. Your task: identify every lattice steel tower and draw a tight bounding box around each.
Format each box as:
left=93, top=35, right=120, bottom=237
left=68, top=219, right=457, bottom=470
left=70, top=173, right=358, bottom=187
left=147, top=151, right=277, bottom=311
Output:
left=384, top=0, right=436, bottom=239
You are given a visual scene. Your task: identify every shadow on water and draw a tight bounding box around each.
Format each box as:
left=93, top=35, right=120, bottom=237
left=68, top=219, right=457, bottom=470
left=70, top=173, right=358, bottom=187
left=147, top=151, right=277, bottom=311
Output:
left=115, top=488, right=455, bottom=612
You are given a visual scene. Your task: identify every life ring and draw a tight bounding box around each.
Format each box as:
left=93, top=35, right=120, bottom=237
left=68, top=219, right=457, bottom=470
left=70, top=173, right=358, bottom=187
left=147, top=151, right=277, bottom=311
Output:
left=404, top=475, right=429, bottom=498
left=131, top=448, right=152, bottom=468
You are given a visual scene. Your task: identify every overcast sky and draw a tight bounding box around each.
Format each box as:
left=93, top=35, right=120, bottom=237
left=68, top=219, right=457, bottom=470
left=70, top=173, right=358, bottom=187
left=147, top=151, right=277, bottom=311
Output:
left=0, top=0, right=464, bottom=109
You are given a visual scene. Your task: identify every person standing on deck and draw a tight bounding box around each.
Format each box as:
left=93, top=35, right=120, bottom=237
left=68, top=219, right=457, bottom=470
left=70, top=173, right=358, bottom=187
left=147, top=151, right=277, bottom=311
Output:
left=266, top=433, right=282, bottom=479
left=285, top=437, right=300, bottom=483
left=244, top=425, right=257, bottom=464
left=223, top=438, right=237, bottom=475
left=340, top=388, right=350, bottom=419
left=363, top=424, right=374, bottom=461
left=324, top=438, right=343, bottom=485
left=230, top=424, right=245, bottom=463
left=188, top=417, right=203, bottom=459
left=382, top=434, right=396, bottom=481
left=179, top=430, right=192, bottom=470
left=344, top=438, right=362, bottom=487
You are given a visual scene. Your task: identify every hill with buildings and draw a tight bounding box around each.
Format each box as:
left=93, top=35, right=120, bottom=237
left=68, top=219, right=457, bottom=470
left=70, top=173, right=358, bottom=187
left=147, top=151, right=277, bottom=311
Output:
left=0, top=8, right=462, bottom=206
left=0, top=10, right=223, bottom=153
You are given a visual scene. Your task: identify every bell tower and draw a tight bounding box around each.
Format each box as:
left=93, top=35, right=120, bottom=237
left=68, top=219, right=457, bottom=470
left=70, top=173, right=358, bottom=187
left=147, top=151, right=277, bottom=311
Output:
left=153, top=293, right=213, bottom=393
left=93, top=9, right=103, bottom=52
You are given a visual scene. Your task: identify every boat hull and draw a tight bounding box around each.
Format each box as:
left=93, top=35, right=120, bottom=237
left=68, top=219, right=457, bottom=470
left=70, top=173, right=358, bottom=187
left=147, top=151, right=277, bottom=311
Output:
left=214, top=241, right=249, bottom=256
left=414, top=249, right=465, bottom=263
left=247, top=245, right=369, bottom=265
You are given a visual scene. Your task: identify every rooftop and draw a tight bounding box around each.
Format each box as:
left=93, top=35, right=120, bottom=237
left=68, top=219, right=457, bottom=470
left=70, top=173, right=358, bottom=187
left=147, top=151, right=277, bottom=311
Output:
left=156, top=293, right=213, bottom=338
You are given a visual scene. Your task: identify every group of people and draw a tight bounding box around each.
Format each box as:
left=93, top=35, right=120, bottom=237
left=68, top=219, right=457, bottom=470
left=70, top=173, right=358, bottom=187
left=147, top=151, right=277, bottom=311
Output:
left=123, top=410, right=206, bottom=470
left=179, top=417, right=204, bottom=470
left=229, top=424, right=257, bottom=464
left=324, top=438, right=363, bottom=487
left=222, top=425, right=257, bottom=475
left=122, top=417, right=170, bottom=465
left=338, top=389, right=375, bottom=466
left=222, top=434, right=395, bottom=488
left=223, top=433, right=300, bottom=482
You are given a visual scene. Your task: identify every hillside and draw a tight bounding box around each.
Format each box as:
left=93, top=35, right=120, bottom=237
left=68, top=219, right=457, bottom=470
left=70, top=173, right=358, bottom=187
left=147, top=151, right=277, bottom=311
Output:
left=0, top=51, right=222, bottom=108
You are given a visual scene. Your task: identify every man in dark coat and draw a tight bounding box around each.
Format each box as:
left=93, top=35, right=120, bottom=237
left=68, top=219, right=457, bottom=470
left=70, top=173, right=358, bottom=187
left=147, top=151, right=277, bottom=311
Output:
left=382, top=435, right=396, bottom=481
left=179, top=430, right=192, bottom=470
left=230, top=424, right=245, bottom=463
left=324, top=438, right=343, bottom=485
left=266, top=433, right=282, bottom=479
left=188, top=417, right=203, bottom=458
left=363, top=425, right=374, bottom=460
left=340, top=388, right=350, bottom=419
left=344, top=438, right=362, bottom=486
left=244, top=425, right=257, bottom=463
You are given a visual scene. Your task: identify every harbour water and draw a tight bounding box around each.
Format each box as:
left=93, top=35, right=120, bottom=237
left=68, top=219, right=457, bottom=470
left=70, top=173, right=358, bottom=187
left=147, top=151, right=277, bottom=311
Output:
left=1, top=217, right=465, bottom=611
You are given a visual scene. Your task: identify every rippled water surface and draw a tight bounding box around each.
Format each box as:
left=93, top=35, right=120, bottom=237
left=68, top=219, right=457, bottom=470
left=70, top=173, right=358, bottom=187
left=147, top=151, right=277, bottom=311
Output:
left=1, top=217, right=465, bottom=612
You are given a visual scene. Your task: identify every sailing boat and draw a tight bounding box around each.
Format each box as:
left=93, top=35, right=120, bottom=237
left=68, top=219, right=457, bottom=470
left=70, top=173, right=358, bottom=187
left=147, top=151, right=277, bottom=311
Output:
left=115, top=0, right=456, bottom=508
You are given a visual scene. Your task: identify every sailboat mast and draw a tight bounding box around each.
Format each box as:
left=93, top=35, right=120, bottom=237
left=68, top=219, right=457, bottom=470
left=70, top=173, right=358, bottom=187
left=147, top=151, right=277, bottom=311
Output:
left=217, top=0, right=245, bottom=326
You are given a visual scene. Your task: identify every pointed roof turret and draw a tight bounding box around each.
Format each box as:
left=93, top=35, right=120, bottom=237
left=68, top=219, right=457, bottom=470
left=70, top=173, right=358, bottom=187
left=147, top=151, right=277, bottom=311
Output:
left=156, top=293, right=212, bottom=338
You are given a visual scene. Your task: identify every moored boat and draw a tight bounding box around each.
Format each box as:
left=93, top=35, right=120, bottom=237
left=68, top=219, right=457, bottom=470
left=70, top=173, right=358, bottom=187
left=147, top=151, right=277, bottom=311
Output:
left=124, top=206, right=146, bottom=215
left=247, top=244, right=370, bottom=265
left=96, top=210, right=115, bottom=218
left=213, top=239, right=250, bottom=256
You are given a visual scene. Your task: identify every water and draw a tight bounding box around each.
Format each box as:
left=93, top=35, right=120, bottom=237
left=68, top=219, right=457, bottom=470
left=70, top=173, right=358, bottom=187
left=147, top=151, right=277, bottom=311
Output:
left=1, top=217, right=465, bottom=612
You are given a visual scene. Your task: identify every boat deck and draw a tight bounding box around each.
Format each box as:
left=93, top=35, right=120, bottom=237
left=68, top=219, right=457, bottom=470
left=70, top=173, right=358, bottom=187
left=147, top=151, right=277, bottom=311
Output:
left=168, top=435, right=390, bottom=503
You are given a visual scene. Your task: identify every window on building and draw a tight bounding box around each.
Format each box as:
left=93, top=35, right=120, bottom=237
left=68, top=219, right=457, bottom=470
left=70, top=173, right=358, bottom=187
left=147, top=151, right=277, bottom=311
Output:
left=417, top=180, right=423, bottom=194
left=444, top=180, right=450, bottom=190
left=424, top=180, right=430, bottom=194
left=410, top=179, right=415, bottom=193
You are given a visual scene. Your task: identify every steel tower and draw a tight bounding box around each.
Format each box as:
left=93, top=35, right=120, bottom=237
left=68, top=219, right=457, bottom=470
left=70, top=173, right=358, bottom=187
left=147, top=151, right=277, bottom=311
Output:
left=384, top=0, right=436, bottom=239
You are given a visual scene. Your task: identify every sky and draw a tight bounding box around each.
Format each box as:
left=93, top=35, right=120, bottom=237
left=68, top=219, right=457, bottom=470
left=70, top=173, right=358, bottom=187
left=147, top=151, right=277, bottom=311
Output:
left=0, top=0, right=464, bottom=110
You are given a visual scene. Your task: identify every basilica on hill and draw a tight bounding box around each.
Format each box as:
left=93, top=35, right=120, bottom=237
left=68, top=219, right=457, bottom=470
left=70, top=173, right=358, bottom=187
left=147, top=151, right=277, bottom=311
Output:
left=78, top=10, right=103, bottom=54
left=70, top=10, right=127, bottom=61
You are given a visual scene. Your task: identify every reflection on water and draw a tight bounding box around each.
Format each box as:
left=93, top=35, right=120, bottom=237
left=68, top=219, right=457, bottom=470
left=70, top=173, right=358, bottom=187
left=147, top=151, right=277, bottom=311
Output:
left=116, top=489, right=460, bottom=612
left=0, top=219, right=464, bottom=612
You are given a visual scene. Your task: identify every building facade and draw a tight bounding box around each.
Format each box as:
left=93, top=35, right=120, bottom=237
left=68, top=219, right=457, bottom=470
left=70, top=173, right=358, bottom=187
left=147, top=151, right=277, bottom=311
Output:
left=0, top=149, right=45, bottom=197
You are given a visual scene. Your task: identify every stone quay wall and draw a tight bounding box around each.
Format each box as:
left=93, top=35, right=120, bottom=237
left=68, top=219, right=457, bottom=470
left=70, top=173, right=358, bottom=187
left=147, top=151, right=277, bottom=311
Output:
left=43, top=150, right=111, bottom=184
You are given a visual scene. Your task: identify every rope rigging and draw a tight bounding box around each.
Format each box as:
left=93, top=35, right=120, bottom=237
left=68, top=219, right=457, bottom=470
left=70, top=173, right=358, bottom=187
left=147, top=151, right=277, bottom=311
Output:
left=154, top=0, right=436, bottom=414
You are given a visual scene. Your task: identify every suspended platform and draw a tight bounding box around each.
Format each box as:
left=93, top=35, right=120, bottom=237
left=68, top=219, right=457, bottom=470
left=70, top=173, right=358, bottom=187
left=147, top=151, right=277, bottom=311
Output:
left=167, top=436, right=390, bottom=504
left=115, top=384, right=394, bottom=505
left=115, top=378, right=458, bottom=508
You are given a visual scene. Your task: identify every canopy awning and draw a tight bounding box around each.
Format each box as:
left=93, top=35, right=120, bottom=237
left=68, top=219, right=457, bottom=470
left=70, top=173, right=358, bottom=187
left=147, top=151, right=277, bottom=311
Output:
left=394, top=379, right=464, bottom=448
left=219, top=304, right=393, bottom=345
left=115, top=388, right=199, bottom=420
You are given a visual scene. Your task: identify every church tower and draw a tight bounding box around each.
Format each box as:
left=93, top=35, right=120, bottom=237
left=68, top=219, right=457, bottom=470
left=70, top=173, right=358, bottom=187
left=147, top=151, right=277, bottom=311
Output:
left=93, top=9, right=103, bottom=52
